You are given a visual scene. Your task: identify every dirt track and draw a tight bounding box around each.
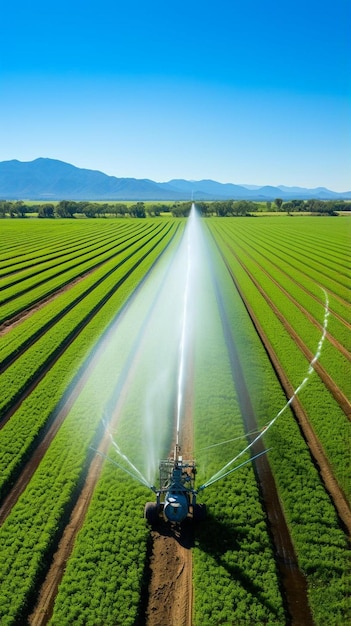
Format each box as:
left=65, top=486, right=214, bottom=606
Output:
left=145, top=369, right=194, bottom=626
left=146, top=520, right=193, bottom=626
left=28, top=452, right=104, bottom=626
left=211, top=264, right=315, bottom=625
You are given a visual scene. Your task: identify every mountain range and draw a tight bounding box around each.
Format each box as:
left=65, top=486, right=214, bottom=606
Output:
left=0, top=158, right=350, bottom=201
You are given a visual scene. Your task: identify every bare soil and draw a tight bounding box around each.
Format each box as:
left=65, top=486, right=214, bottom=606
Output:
left=28, top=451, right=105, bottom=626
left=145, top=524, right=193, bottom=626
left=145, top=372, right=194, bottom=626
left=0, top=274, right=88, bottom=337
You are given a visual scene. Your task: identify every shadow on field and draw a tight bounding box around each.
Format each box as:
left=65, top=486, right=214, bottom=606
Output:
left=150, top=517, right=195, bottom=549
left=194, top=511, right=283, bottom=618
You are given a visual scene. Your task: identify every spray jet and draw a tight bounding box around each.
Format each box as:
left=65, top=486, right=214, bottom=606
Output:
left=94, top=289, right=329, bottom=526
left=144, top=287, right=330, bottom=525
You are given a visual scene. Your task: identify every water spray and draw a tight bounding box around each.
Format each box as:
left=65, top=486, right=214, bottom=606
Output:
left=91, top=428, right=153, bottom=490
left=90, top=420, right=154, bottom=491
left=91, top=447, right=153, bottom=490
left=90, top=204, right=330, bottom=526
left=175, top=206, right=194, bottom=444
left=197, top=288, right=330, bottom=491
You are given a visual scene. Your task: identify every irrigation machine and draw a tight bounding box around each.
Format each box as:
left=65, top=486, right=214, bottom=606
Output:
left=144, top=445, right=206, bottom=525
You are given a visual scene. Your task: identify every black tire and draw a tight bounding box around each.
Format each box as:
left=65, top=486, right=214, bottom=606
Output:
left=193, top=503, right=207, bottom=521
left=144, top=502, right=159, bottom=525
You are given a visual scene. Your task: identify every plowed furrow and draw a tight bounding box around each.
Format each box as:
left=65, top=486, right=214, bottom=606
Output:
left=210, top=262, right=314, bottom=625
left=222, top=239, right=351, bottom=420
left=217, top=249, right=351, bottom=536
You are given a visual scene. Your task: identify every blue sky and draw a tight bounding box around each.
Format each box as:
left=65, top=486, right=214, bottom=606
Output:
left=1, top=0, right=350, bottom=190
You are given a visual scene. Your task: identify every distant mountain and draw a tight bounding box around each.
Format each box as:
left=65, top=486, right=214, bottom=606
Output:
left=0, top=158, right=179, bottom=200
left=277, top=185, right=346, bottom=199
left=164, top=179, right=256, bottom=199
left=0, top=158, right=350, bottom=201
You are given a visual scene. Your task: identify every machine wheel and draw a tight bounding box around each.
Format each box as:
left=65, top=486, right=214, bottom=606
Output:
left=144, top=502, right=159, bottom=525
left=193, top=503, right=207, bottom=521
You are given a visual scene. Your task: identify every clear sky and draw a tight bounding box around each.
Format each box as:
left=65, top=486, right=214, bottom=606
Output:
left=1, top=0, right=350, bottom=190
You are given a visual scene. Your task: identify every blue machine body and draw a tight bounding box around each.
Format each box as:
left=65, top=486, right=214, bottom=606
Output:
left=163, top=464, right=192, bottom=522
left=150, top=446, right=197, bottom=523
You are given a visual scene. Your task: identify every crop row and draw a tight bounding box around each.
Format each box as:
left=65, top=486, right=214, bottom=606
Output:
left=254, top=229, right=350, bottom=286
left=240, top=217, right=350, bottom=269
left=1, top=216, right=349, bottom=625
left=197, top=227, right=349, bottom=625
left=0, top=223, right=176, bottom=419
left=221, top=219, right=350, bottom=316
left=0, top=225, right=160, bottom=367
left=191, top=253, right=286, bottom=625
left=49, top=228, right=287, bottom=626
left=221, top=223, right=351, bottom=351
left=216, top=227, right=350, bottom=400
left=211, top=223, right=350, bottom=499
left=40, top=217, right=351, bottom=626
left=0, top=221, right=107, bottom=269
left=0, top=251, right=133, bottom=368
left=53, top=216, right=349, bottom=626
left=0, top=221, right=140, bottom=284
left=0, top=223, right=181, bottom=503
left=227, top=220, right=350, bottom=319
left=48, top=278, right=185, bottom=625
left=0, top=222, right=184, bottom=625
left=211, top=220, right=350, bottom=392
left=0, top=222, right=163, bottom=321
left=45, top=232, right=193, bottom=625
left=0, top=220, right=126, bottom=265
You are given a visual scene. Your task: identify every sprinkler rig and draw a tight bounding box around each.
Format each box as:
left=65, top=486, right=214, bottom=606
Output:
left=145, top=444, right=206, bottom=524
left=143, top=441, right=273, bottom=525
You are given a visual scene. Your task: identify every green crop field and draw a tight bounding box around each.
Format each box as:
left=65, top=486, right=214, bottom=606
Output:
left=0, top=215, right=349, bottom=626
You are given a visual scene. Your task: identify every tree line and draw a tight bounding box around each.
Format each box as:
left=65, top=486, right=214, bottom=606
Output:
left=0, top=198, right=350, bottom=218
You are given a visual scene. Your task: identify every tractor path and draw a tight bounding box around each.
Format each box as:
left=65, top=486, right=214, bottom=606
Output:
left=28, top=451, right=105, bottom=626
left=210, top=262, right=315, bottom=625
left=145, top=376, right=194, bottom=626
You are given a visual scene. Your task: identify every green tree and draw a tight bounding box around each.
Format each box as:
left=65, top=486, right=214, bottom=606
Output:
left=96, top=203, right=109, bottom=217
left=0, top=201, right=11, bottom=217
left=274, top=198, right=283, bottom=211
left=38, top=204, right=55, bottom=218
left=14, top=201, right=27, bottom=217
left=171, top=202, right=191, bottom=217
left=232, top=201, right=255, bottom=216
left=83, top=205, right=97, bottom=218
left=213, top=201, right=230, bottom=216
left=196, top=202, right=210, bottom=216
left=55, top=201, right=76, bottom=218
left=282, top=201, right=293, bottom=215
left=116, top=203, right=128, bottom=216
left=128, top=202, right=146, bottom=218
left=146, top=204, right=162, bottom=216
